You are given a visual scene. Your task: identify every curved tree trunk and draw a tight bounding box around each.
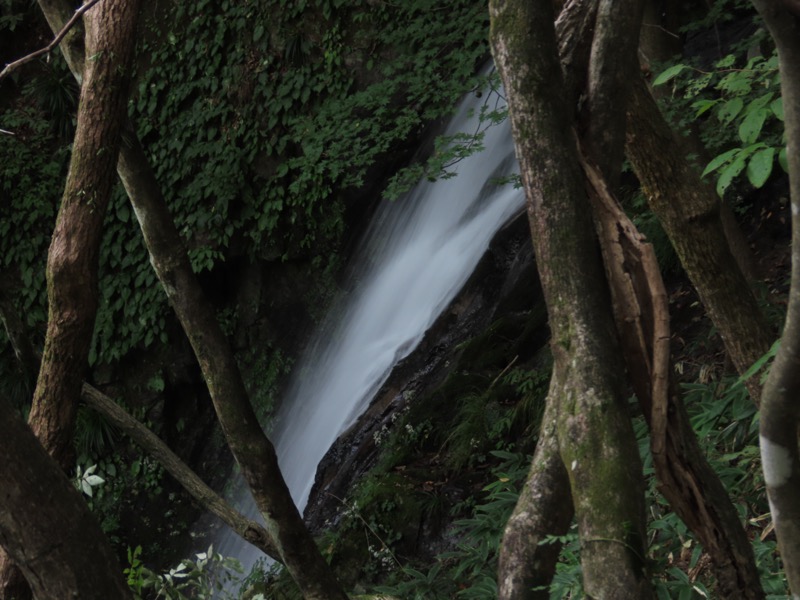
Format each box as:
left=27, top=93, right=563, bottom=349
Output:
left=0, top=396, right=131, bottom=600
left=748, top=1, right=800, bottom=594
left=33, top=1, right=349, bottom=596
left=625, top=74, right=774, bottom=402
left=581, top=143, right=764, bottom=598
left=491, top=1, right=652, bottom=597
left=0, top=0, right=141, bottom=596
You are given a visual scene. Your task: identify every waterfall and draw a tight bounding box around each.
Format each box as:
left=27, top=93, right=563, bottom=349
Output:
left=213, top=76, right=524, bottom=575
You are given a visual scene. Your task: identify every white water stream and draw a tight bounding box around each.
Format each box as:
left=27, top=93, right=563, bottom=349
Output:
left=214, top=78, right=524, bottom=575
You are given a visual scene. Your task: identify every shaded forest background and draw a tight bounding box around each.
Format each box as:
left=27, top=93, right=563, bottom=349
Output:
left=0, top=0, right=796, bottom=598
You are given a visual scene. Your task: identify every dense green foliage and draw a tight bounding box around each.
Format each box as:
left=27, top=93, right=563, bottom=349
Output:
left=0, top=0, right=496, bottom=576
left=0, top=0, right=490, bottom=370
left=653, top=6, right=786, bottom=201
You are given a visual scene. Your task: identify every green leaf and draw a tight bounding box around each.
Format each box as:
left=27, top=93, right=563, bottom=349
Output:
left=118, top=203, right=130, bottom=223
left=738, top=108, right=768, bottom=144
left=746, top=147, right=775, bottom=188
left=692, top=99, right=718, bottom=117
left=702, top=148, right=739, bottom=177
left=716, top=152, right=747, bottom=197
left=770, top=97, right=784, bottom=121
left=735, top=338, right=780, bottom=387
left=717, top=98, right=743, bottom=124
left=653, top=64, right=687, bottom=86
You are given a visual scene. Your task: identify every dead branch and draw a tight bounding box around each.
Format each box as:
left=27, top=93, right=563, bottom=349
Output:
left=0, top=0, right=103, bottom=82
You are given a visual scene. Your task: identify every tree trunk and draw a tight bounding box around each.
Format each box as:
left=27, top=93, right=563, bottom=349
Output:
left=497, top=378, right=573, bottom=599
left=0, top=0, right=141, bottom=595
left=0, top=396, right=132, bottom=600
left=749, top=1, right=800, bottom=594
left=579, top=90, right=764, bottom=598
left=28, top=0, right=140, bottom=471
left=32, top=1, right=349, bottom=595
left=625, top=74, right=774, bottom=402
left=0, top=279, right=38, bottom=395
left=491, top=1, right=652, bottom=597
left=116, top=125, right=348, bottom=600
left=582, top=0, right=643, bottom=189
left=637, top=4, right=761, bottom=284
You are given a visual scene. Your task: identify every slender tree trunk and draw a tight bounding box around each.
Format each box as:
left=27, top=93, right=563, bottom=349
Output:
left=625, top=74, right=774, bottom=402
left=116, top=125, right=348, bottom=600
left=637, top=2, right=761, bottom=284
left=0, top=0, right=141, bottom=595
left=582, top=0, right=643, bottom=189
left=0, top=396, right=132, bottom=600
left=28, top=0, right=140, bottom=472
left=0, top=279, right=38, bottom=394
left=491, top=1, right=652, bottom=597
left=497, top=379, right=573, bottom=599
left=33, top=1, right=349, bottom=596
left=748, top=1, right=800, bottom=594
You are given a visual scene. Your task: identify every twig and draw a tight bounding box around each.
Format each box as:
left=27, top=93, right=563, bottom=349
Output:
left=488, top=355, right=519, bottom=391
left=0, top=0, right=103, bottom=82
left=0, top=128, right=15, bottom=136
left=325, top=491, right=403, bottom=568
left=641, top=23, right=680, bottom=39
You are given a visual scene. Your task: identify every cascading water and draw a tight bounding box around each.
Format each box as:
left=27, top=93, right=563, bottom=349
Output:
left=214, top=76, right=525, bottom=575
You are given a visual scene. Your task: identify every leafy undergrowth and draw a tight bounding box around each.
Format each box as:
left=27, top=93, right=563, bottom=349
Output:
left=359, top=373, right=787, bottom=599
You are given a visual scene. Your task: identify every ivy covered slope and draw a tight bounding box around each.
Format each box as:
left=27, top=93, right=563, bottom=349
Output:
left=0, top=0, right=489, bottom=555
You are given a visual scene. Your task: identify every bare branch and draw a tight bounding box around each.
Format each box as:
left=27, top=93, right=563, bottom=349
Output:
left=0, top=0, right=103, bottom=82
left=80, top=384, right=281, bottom=562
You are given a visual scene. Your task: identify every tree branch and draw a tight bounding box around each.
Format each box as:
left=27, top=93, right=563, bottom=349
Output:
left=0, top=0, right=102, bottom=82
left=79, top=384, right=281, bottom=563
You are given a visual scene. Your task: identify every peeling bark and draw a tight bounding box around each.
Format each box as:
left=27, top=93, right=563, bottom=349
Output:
left=581, top=149, right=764, bottom=599
left=749, top=1, right=800, bottom=594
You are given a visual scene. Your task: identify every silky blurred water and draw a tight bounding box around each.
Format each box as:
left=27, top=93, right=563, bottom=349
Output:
left=213, top=76, right=524, bottom=577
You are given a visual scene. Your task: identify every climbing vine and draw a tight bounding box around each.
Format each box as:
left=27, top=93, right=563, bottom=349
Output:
left=1, top=0, right=489, bottom=367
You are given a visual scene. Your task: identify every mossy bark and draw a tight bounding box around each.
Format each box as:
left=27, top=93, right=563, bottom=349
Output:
left=0, top=1, right=140, bottom=594
left=625, top=75, right=774, bottom=402
left=490, top=0, right=651, bottom=597
left=749, top=1, right=800, bottom=594
left=498, top=379, right=572, bottom=599
left=116, top=130, right=349, bottom=600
